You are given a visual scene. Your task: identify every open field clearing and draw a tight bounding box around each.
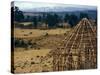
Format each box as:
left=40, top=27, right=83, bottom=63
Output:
left=14, top=28, right=71, bottom=38
left=13, top=49, right=52, bottom=73
left=13, top=28, right=72, bottom=73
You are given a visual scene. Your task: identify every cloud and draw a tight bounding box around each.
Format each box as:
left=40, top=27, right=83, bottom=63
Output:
left=13, top=1, right=97, bottom=11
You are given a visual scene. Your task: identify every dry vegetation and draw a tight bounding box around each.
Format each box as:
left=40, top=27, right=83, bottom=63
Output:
left=13, top=18, right=97, bottom=73
left=14, top=28, right=71, bottom=38
left=13, top=28, right=71, bottom=73
left=14, top=49, right=51, bottom=73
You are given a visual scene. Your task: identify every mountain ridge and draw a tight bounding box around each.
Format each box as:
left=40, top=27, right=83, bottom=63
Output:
left=21, top=6, right=97, bottom=13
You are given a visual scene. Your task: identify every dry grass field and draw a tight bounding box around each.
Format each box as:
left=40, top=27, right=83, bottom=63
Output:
left=14, top=49, right=51, bottom=73
left=14, top=28, right=71, bottom=38
left=13, top=28, right=71, bottom=73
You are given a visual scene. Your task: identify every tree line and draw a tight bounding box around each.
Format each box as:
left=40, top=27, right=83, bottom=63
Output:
left=11, top=6, right=90, bottom=28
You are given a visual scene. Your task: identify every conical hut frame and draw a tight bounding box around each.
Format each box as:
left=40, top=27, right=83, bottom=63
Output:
left=41, top=18, right=97, bottom=71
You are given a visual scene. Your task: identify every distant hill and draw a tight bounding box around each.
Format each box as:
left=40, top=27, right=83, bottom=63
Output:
left=14, top=2, right=97, bottom=20
left=23, top=9, right=97, bottom=20
left=21, top=5, right=96, bottom=12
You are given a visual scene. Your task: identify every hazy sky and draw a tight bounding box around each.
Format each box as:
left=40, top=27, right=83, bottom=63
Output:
left=13, top=1, right=97, bottom=11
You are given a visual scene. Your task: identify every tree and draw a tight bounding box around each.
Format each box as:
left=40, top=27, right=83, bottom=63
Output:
left=42, top=13, right=47, bottom=23
left=45, top=14, right=53, bottom=28
left=37, top=15, right=42, bottom=22
left=53, top=14, right=59, bottom=27
left=26, top=15, right=31, bottom=22
left=69, top=14, right=78, bottom=27
left=32, top=16, right=38, bottom=28
left=64, top=14, right=69, bottom=22
left=80, top=13, right=89, bottom=20
left=46, top=13, right=59, bottom=28
left=13, top=6, right=24, bottom=22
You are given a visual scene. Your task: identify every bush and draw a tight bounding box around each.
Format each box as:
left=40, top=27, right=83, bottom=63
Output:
left=24, top=34, right=28, bottom=36
left=14, top=39, right=28, bottom=48
left=29, top=32, right=32, bottom=34
left=31, top=61, right=35, bottom=64
left=64, top=33, right=67, bottom=36
left=44, top=33, right=48, bottom=37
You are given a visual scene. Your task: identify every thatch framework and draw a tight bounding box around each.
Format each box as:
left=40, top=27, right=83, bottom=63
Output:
left=42, top=18, right=97, bottom=71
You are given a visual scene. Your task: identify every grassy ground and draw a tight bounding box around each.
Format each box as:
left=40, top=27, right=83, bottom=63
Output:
left=14, top=28, right=71, bottom=38
left=14, top=49, right=51, bottom=73
left=13, top=28, right=71, bottom=73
